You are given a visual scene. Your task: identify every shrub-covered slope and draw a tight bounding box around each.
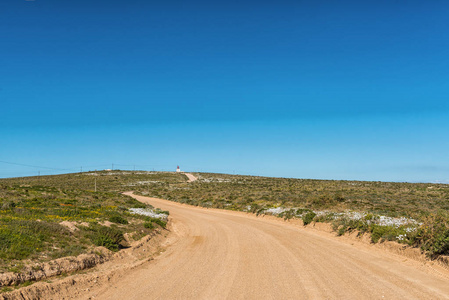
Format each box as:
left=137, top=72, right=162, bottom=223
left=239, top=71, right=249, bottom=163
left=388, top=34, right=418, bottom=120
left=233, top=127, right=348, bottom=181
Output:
left=0, top=171, right=176, bottom=274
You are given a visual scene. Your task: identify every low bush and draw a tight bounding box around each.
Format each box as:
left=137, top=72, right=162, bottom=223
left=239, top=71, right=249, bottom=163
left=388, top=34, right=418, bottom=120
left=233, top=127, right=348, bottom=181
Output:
left=109, top=215, right=129, bottom=224
left=314, top=212, right=337, bottom=223
left=331, top=217, right=410, bottom=244
left=302, top=212, right=316, bottom=225
left=87, top=225, right=124, bottom=251
left=145, top=217, right=166, bottom=228
left=369, top=225, right=400, bottom=243
left=279, top=209, right=296, bottom=220
left=155, top=209, right=169, bottom=215
left=144, top=222, right=154, bottom=229
left=411, top=212, right=449, bottom=257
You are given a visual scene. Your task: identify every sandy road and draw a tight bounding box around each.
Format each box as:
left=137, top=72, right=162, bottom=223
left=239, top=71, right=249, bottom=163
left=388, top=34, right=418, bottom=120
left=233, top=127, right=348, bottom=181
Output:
left=183, top=172, right=198, bottom=182
left=91, top=193, right=449, bottom=300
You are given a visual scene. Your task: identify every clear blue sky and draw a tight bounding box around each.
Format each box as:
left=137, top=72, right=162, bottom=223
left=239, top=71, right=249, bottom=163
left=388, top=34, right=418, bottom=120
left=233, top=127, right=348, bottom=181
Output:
left=1, top=0, right=449, bottom=182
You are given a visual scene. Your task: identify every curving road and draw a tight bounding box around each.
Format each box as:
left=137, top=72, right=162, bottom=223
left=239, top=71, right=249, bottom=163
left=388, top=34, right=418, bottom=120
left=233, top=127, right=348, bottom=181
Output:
left=94, top=193, right=449, bottom=299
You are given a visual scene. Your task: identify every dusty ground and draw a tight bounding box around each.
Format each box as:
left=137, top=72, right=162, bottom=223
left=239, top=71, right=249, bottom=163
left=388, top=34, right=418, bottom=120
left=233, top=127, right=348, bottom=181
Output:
left=76, top=192, right=449, bottom=300
left=183, top=172, right=198, bottom=182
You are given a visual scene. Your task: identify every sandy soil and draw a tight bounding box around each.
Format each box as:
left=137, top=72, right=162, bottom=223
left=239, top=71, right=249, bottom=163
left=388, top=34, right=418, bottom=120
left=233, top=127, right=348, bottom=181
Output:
left=78, top=193, right=449, bottom=300
left=184, top=173, right=197, bottom=182
left=0, top=228, right=172, bottom=300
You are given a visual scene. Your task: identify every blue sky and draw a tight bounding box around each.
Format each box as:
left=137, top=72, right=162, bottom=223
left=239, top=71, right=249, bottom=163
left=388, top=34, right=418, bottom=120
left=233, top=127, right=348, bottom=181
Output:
left=1, top=0, right=449, bottom=182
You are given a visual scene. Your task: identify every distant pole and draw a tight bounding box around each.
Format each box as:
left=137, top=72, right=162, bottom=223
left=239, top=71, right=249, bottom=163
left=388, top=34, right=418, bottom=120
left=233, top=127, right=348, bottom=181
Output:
left=112, top=163, right=114, bottom=170
left=94, top=178, right=97, bottom=192
left=81, top=166, right=83, bottom=173
left=133, top=165, right=135, bottom=171
left=38, top=171, right=40, bottom=176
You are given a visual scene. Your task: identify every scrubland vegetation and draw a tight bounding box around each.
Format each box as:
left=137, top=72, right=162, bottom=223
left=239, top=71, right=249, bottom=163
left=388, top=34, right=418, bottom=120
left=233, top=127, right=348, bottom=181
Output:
left=1, top=169, right=449, bottom=279
left=0, top=171, right=173, bottom=274
left=132, top=172, right=449, bottom=257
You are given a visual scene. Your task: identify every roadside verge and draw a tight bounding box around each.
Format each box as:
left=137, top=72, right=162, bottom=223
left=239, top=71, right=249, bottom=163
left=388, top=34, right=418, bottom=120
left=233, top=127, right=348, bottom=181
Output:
left=0, top=225, right=172, bottom=300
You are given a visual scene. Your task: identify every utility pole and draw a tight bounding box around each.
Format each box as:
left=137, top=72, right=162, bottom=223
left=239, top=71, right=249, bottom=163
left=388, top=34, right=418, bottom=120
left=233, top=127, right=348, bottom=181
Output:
left=112, top=163, right=114, bottom=170
left=38, top=171, right=40, bottom=176
left=133, top=165, right=135, bottom=171
left=81, top=166, right=83, bottom=173
left=94, top=178, right=97, bottom=192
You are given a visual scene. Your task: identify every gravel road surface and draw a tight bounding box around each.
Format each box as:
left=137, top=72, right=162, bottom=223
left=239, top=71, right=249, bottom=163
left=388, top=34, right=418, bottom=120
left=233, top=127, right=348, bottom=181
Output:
left=92, top=193, right=449, bottom=299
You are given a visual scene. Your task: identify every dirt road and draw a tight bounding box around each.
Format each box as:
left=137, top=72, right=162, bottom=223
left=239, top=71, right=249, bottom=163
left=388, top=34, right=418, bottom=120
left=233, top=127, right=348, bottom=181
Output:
left=184, top=172, right=198, bottom=182
left=91, top=193, right=449, bottom=299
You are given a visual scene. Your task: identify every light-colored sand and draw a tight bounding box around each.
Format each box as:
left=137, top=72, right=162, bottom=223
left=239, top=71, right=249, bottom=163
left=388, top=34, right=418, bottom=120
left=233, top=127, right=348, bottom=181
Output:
left=184, top=172, right=198, bottom=182
left=85, top=193, right=449, bottom=300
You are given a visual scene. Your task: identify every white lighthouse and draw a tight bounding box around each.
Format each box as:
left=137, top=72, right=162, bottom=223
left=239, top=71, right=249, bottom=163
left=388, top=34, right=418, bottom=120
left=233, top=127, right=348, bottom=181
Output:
left=176, top=165, right=181, bottom=173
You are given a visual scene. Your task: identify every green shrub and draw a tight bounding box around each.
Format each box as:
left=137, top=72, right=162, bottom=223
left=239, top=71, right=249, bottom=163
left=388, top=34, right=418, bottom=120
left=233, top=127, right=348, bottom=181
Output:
left=348, top=219, right=369, bottom=232
left=132, top=203, right=147, bottom=209
left=88, top=226, right=124, bottom=251
left=153, top=219, right=166, bottom=228
left=94, top=235, right=117, bottom=251
left=426, top=233, right=449, bottom=257
left=249, top=203, right=261, bottom=214
left=144, top=217, right=166, bottom=228
left=302, top=212, right=316, bottom=225
left=411, top=213, right=449, bottom=257
left=364, top=213, right=374, bottom=221
left=338, top=226, right=346, bottom=236
left=369, top=225, right=401, bottom=243
left=331, top=218, right=370, bottom=236
left=109, top=215, right=129, bottom=224
left=295, top=208, right=313, bottom=215
left=314, top=212, right=337, bottom=223
left=144, top=222, right=154, bottom=229
left=279, top=209, right=295, bottom=220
